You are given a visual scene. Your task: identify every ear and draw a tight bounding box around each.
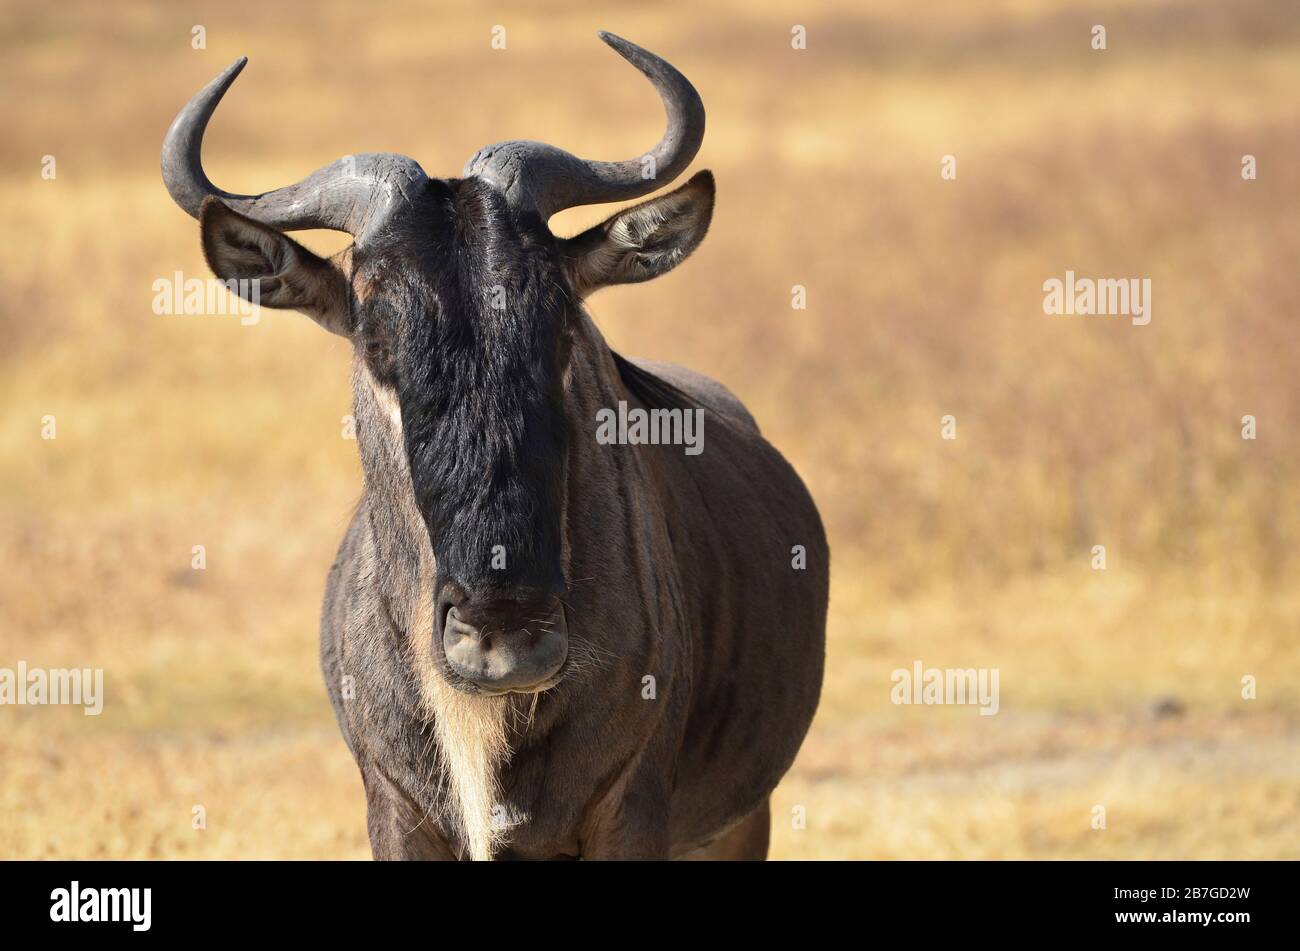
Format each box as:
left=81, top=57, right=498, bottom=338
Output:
left=560, top=170, right=715, bottom=297
left=199, top=197, right=352, bottom=336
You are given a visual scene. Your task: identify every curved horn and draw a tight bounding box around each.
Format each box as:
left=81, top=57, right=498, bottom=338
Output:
left=463, top=31, right=705, bottom=219
left=161, top=57, right=426, bottom=239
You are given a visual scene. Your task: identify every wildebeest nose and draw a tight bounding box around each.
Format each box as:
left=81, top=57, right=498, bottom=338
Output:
left=441, top=597, right=568, bottom=694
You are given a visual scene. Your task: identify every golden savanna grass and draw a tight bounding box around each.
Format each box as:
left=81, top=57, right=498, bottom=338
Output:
left=1, top=0, right=1297, bottom=858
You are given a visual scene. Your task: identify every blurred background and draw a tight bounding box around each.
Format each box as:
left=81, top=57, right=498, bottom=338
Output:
left=1, top=0, right=1297, bottom=859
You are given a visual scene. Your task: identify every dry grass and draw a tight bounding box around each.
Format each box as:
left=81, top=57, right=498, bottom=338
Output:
left=1, top=0, right=1297, bottom=859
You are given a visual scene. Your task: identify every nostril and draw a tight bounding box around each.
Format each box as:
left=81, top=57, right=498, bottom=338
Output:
left=436, top=582, right=470, bottom=631
left=444, top=608, right=481, bottom=641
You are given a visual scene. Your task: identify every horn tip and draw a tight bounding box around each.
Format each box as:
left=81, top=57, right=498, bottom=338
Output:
left=215, top=56, right=249, bottom=84
left=598, top=31, right=659, bottom=74
left=207, top=56, right=249, bottom=91
left=597, top=31, right=634, bottom=55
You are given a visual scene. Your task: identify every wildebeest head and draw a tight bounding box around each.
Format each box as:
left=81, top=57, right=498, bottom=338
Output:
left=162, top=33, right=714, bottom=695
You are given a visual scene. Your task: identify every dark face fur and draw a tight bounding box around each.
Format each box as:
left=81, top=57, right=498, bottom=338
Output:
left=355, top=178, right=571, bottom=604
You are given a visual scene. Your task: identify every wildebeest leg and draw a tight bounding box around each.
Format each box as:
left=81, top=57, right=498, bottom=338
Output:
left=362, top=766, right=457, bottom=860
left=677, top=798, right=771, bottom=861
left=579, top=768, right=673, bottom=859
left=581, top=809, right=672, bottom=859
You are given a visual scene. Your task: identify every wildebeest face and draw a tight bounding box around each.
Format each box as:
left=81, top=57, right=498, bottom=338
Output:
left=358, top=179, right=575, bottom=696
left=164, top=33, right=714, bottom=694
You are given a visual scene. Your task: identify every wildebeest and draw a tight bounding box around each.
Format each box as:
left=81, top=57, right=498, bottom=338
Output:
left=162, top=32, right=827, bottom=860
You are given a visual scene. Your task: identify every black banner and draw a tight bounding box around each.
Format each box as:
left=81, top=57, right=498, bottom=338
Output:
left=0, top=860, right=1279, bottom=938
